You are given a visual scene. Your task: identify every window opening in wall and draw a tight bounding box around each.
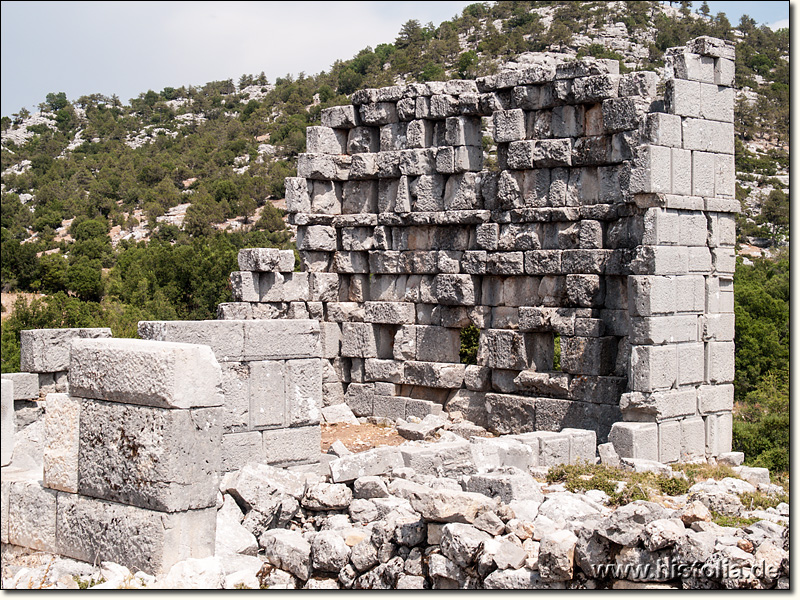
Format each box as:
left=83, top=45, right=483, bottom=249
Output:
left=553, top=333, right=562, bottom=372
left=459, top=324, right=480, bottom=365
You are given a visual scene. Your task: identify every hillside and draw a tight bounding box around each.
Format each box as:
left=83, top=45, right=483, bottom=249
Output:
left=0, top=1, right=790, bottom=472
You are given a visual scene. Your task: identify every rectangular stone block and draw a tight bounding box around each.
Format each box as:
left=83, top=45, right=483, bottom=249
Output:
left=416, top=326, right=461, bottom=363
left=706, top=341, right=734, bottom=383
left=284, top=359, right=322, bottom=427
left=2, top=372, right=39, bottom=400
left=478, top=330, right=533, bottom=371
left=470, top=437, right=536, bottom=471
left=682, top=119, right=734, bottom=154
left=620, top=389, right=697, bottom=422
left=666, top=78, right=701, bottom=118
left=561, top=428, right=597, bottom=464
left=230, top=271, right=259, bottom=303
left=691, top=151, right=715, bottom=197
left=237, top=248, right=295, bottom=273
left=364, top=301, right=415, bottom=325
left=699, top=84, right=734, bottom=122
left=1, top=379, right=14, bottom=466
left=341, top=322, right=378, bottom=358
left=629, top=345, right=677, bottom=392
left=260, top=271, right=310, bottom=303
left=20, top=327, right=112, bottom=373
left=704, top=412, right=732, bottom=457
left=697, top=383, right=734, bottom=415
left=630, top=145, right=671, bottom=194
left=629, top=315, right=699, bottom=345
left=262, top=425, right=321, bottom=467
left=677, top=342, right=705, bottom=385
left=714, top=154, right=735, bottom=199
left=284, top=177, right=311, bottom=213
left=608, top=422, right=658, bottom=461
left=493, top=109, right=526, bottom=142
left=8, top=480, right=57, bottom=552
left=701, top=314, right=735, bottom=342
left=70, top=338, right=223, bottom=409
left=680, top=416, right=706, bottom=460
left=243, top=320, right=320, bottom=361
left=42, top=393, right=80, bottom=493
left=714, top=58, right=735, bottom=86
left=330, top=446, right=404, bottom=483
left=644, top=112, right=682, bottom=147
left=671, top=51, right=715, bottom=83
left=560, top=336, right=617, bottom=376
left=139, top=320, right=245, bottom=362
left=78, top=399, right=221, bottom=512
left=373, top=395, right=407, bottom=420
left=56, top=493, right=215, bottom=575
left=628, top=275, right=675, bottom=316
left=403, top=362, right=466, bottom=389
left=658, top=421, right=681, bottom=463
left=250, top=360, right=285, bottom=428
left=321, top=105, right=360, bottom=129
left=221, top=431, right=263, bottom=472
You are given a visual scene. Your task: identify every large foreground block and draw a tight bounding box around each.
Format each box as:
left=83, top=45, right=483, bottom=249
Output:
left=78, top=400, right=222, bottom=512
left=56, top=493, right=216, bottom=575
left=20, top=327, right=112, bottom=373
left=70, top=338, right=223, bottom=409
left=608, top=422, right=658, bottom=461
left=8, top=480, right=57, bottom=552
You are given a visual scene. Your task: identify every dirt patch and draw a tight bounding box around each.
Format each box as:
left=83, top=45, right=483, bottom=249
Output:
left=320, top=422, right=406, bottom=454
left=1, top=292, right=44, bottom=320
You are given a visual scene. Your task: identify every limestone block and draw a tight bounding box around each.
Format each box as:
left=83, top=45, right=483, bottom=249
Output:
left=221, top=431, right=263, bottom=472
left=364, top=301, right=415, bottom=325
left=551, top=105, right=584, bottom=137
left=404, top=362, right=466, bottom=389
left=630, top=145, right=671, bottom=194
left=262, top=426, right=320, bottom=467
left=620, top=389, right=698, bottom=422
left=416, top=326, right=461, bottom=363
left=284, top=177, right=311, bottom=213
left=493, top=109, right=526, bottom=142
left=704, top=413, right=732, bottom=457
left=608, top=422, right=658, bottom=461
left=714, top=58, right=735, bottom=86
left=8, top=480, right=57, bottom=552
left=20, top=327, right=112, bottom=373
left=430, top=94, right=459, bottom=118
left=57, top=493, right=216, bottom=575
left=485, top=393, right=537, bottom=435
left=469, top=437, right=536, bottom=471
left=244, top=320, right=320, bottom=361
left=670, top=51, right=715, bottom=83
left=665, top=78, right=701, bottom=118
left=705, top=341, right=734, bottom=383
left=629, top=345, right=677, bottom=392
left=341, top=322, right=378, bottom=358
left=699, top=84, right=734, bottom=122
left=561, top=428, right=597, bottom=464
left=359, top=102, right=397, bottom=126
left=306, top=126, right=346, bottom=154
left=691, top=151, right=715, bottom=197
left=697, top=384, right=734, bottom=415
left=237, top=248, right=295, bottom=273
left=686, top=37, right=736, bottom=60
left=284, top=359, right=322, bottom=427
left=260, top=272, right=310, bottom=303
left=373, top=395, right=407, bottom=420
left=680, top=417, right=706, bottom=460
left=321, top=105, right=360, bottom=129
left=675, top=342, right=704, bottom=386
left=433, top=274, right=476, bottom=306
left=701, top=313, right=735, bottom=342
left=297, top=225, right=337, bottom=251
left=628, top=275, right=676, bottom=316
left=78, top=399, right=221, bottom=511
left=670, top=148, right=692, bottom=196
left=515, top=431, right=570, bottom=466
left=230, top=271, right=259, bottom=303
left=560, top=336, right=617, bottom=376
left=479, top=330, right=532, bottom=371
left=399, top=148, right=436, bottom=176
left=1, top=379, right=13, bottom=466
left=445, top=116, right=481, bottom=146
left=309, top=180, right=342, bottom=214
left=713, top=154, right=735, bottom=199
left=329, top=446, right=404, bottom=483
left=657, top=421, right=681, bottom=464
left=619, top=71, right=657, bottom=97
left=687, top=247, right=712, bottom=273
left=347, top=126, right=379, bottom=153
left=644, top=112, right=682, bottom=148
left=1, top=480, right=8, bottom=543
left=682, top=119, right=734, bottom=154
left=344, top=383, right=375, bottom=416
left=629, top=315, right=699, bottom=345
left=69, top=338, right=223, bottom=409
left=42, top=393, right=80, bottom=492
left=2, top=372, right=39, bottom=400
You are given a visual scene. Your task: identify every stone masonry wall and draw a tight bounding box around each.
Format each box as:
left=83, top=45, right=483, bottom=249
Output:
left=221, top=36, right=737, bottom=457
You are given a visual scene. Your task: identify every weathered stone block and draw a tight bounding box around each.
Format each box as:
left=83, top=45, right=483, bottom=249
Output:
left=8, top=480, right=57, bottom=552
left=321, top=105, right=360, bottom=129
left=221, top=431, right=263, bottom=472
left=620, top=389, right=697, bottom=422
left=2, top=372, right=39, bottom=400
left=57, top=493, right=216, bottom=575
left=657, top=421, right=681, bottom=463
left=238, top=248, right=295, bottom=273
left=1, top=379, right=14, bottom=466
left=608, top=422, right=658, bottom=461
left=284, top=359, right=322, bottom=427
left=78, top=399, right=221, bottom=511
left=42, top=393, right=80, bottom=492
left=262, top=426, right=321, bottom=467
left=706, top=341, right=734, bottom=383
left=493, top=109, right=526, bottom=142
left=629, top=345, right=677, bottom=392
left=644, top=112, right=682, bottom=148
left=70, top=338, right=223, bottom=409
left=485, top=393, right=536, bottom=435
left=680, top=416, right=706, bottom=460
left=20, top=327, right=112, bottom=373
left=404, top=362, right=466, bottom=389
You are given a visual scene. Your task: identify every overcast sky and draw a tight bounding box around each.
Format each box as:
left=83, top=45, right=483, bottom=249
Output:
left=0, top=1, right=792, bottom=117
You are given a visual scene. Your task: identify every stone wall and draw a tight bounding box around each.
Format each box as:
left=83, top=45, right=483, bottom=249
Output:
left=221, top=36, right=737, bottom=456
left=138, top=318, right=323, bottom=471
left=3, top=338, right=224, bottom=574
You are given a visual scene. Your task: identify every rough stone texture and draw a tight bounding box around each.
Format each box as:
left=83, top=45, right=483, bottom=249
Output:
left=56, top=493, right=216, bottom=575
left=77, top=399, right=222, bottom=512
left=43, top=393, right=80, bottom=493
left=70, top=338, right=224, bottom=409
left=1, top=379, right=14, bottom=466
left=7, top=480, right=57, bottom=552
left=2, top=372, right=39, bottom=400
left=20, top=327, right=112, bottom=373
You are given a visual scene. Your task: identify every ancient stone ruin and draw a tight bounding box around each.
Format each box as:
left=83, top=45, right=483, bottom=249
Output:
left=1, top=38, right=763, bottom=589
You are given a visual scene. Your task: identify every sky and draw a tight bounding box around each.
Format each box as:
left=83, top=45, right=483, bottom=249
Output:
left=0, top=1, right=792, bottom=117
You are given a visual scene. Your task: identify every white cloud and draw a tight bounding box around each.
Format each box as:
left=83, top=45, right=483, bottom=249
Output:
left=768, top=18, right=789, bottom=30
